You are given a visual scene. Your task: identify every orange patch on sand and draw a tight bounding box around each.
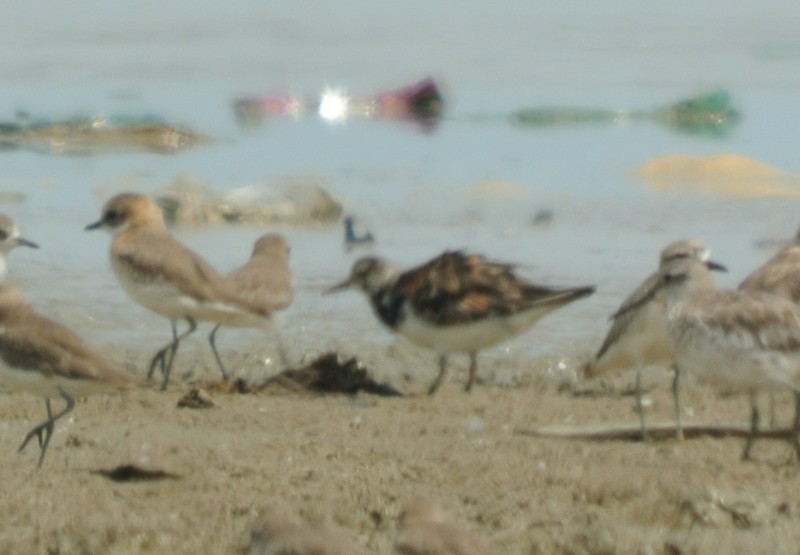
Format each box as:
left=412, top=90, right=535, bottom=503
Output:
left=636, top=153, right=800, bottom=197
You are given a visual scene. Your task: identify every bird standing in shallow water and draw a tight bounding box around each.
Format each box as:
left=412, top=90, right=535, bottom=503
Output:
left=327, top=250, right=594, bottom=394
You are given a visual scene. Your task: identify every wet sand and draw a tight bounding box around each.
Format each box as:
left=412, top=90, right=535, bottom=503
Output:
left=1, top=345, right=799, bottom=554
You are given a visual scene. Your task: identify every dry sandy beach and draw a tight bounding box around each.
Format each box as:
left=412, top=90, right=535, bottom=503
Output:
left=0, top=344, right=799, bottom=554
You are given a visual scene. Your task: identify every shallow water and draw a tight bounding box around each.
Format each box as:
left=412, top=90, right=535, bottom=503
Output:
left=1, top=1, right=800, bottom=377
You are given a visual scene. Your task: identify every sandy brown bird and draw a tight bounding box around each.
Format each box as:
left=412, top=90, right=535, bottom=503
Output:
left=585, top=239, right=726, bottom=439
left=740, top=225, right=800, bottom=301
left=212, top=233, right=294, bottom=371
left=327, top=250, right=594, bottom=394
left=739, top=225, right=800, bottom=428
left=86, top=193, right=272, bottom=388
left=0, top=284, right=139, bottom=467
left=658, top=256, right=800, bottom=460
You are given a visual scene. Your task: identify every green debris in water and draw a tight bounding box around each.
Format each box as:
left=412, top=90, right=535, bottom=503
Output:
left=509, top=89, right=740, bottom=138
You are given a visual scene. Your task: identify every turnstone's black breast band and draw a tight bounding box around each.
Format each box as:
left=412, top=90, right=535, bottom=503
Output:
left=370, top=288, right=407, bottom=330
left=327, top=250, right=595, bottom=394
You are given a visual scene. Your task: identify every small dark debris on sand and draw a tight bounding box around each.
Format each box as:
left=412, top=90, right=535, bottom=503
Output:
left=199, top=353, right=402, bottom=397
left=93, top=464, right=180, bottom=483
left=263, top=352, right=402, bottom=396
left=177, top=387, right=216, bottom=409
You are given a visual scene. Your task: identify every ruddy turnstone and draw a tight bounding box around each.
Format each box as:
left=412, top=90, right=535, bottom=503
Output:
left=326, top=250, right=594, bottom=394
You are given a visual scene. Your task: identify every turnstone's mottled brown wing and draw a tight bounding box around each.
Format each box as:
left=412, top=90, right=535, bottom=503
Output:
left=399, top=251, right=592, bottom=325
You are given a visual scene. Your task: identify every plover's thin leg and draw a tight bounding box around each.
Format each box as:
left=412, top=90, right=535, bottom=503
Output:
left=148, top=320, right=179, bottom=381
left=160, top=318, right=198, bottom=390
left=428, top=355, right=449, bottom=395
left=33, top=398, right=53, bottom=449
left=149, top=318, right=198, bottom=390
left=791, top=391, right=800, bottom=460
left=162, top=320, right=182, bottom=379
left=634, top=369, right=648, bottom=441
left=15, top=397, right=54, bottom=454
left=208, top=323, right=228, bottom=380
left=18, top=388, right=76, bottom=468
left=742, top=391, right=760, bottom=460
left=672, top=365, right=683, bottom=441
left=464, top=353, right=478, bottom=392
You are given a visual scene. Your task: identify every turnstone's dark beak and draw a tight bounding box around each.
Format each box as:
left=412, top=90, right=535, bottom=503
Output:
left=14, top=237, right=38, bottom=249
left=706, top=260, right=727, bottom=272
left=324, top=277, right=354, bottom=294
left=85, top=220, right=104, bottom=231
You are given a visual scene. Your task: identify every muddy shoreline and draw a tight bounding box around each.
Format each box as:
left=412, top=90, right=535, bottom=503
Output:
left=0, top=344, right=798, bottom=554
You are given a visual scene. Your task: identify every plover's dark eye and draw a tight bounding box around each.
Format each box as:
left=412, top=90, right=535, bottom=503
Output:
left=0, top=230, right=8, bottom=240
left=664, top=271, right=686, bottom=284
left=104, top=210, right=119, bottom=223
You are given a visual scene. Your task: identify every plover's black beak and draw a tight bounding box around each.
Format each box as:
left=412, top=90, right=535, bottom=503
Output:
left=85, top=220, right=104, bottom=231
left=706, top=260, right=727, bottom=272
left=15, top=237, right=38, bottom=249
left=324, top=277, right=354, bottom=294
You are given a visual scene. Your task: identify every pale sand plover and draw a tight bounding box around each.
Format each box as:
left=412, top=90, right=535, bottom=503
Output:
left=0, top=284, right=139, bottom=467
left=213, top=233, right=293, bottom=370
left=0, top=213, right=38, bottom=280
left=739, top=226, right=800, bottom=427
left=326, top=251, right=594, bottom=394
left=658, top=256, right=800, bottom=460
left=85, top=193, right=270, bottom=389
left=585, top=239, right=726, bottom=440
left=740, top=227, right=800, bottom=301
left=395, top=497, right=495, bottom=555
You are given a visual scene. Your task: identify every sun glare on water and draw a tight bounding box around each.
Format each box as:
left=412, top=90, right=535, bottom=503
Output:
left=318, top=88, right=349, bottom=122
